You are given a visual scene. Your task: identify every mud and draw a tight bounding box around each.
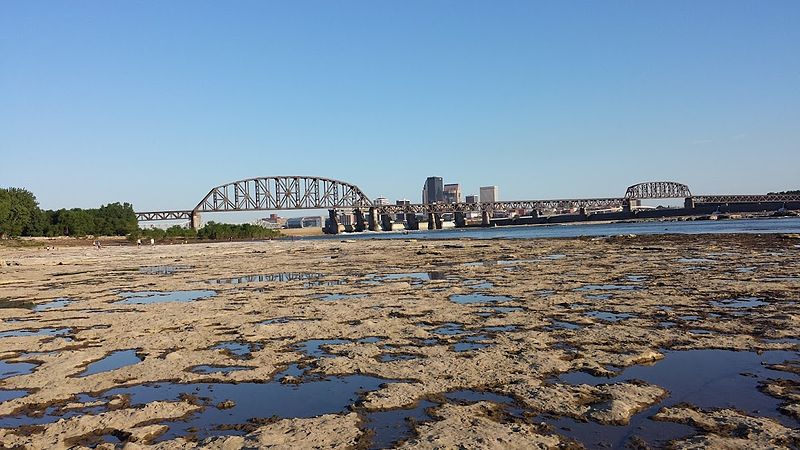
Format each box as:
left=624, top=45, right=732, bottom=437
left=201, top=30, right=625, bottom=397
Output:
left=0, top=233, right=798, bottom=448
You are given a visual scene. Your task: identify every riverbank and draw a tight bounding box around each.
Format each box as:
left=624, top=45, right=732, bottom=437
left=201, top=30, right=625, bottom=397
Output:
left=0, top=234, right=798, bottom=448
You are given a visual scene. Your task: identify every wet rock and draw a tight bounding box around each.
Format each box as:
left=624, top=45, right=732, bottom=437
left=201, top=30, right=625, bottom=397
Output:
left=397, top=402, right=563, bottom=449
left=653, top=406, right=800, bottom=449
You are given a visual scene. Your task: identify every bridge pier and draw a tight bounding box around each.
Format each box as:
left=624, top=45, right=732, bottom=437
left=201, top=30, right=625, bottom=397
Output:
left=405, top=213, right=419, bottom=230
left=684, top=197, right=695, bottom=209
left=190, top=211, right=202, bottom=230
left=380, top=214, right=392, bottom=232
left=353, top=208, right=366, bottom=232
left=481, top=210, right=491, bottom=227
left=325, top=209, right=339, bottom=234
left=622, top=199, right=632, bottom=213
left=579, top=207, right=587, bottom=219
left=434, top=213, right=443, bottom=229
left=454, top=212, right=466, bottom=228
left=427, top=213, right=436, bottom=230
left=367, top=208, right=379, bottom=231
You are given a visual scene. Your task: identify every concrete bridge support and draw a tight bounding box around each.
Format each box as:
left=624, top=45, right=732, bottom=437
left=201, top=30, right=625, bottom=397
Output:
left=433, top=213, right=443, bottom=230
left=427, top=213, right=436, bottom=230
left=380, top=214, right=393, bottom=231
left=481, top=210, right=491, bottom=227
left=406, top=213, right=419, bottom=230
left=190, top=211, right=202, bottom=230
left=622, top=199, right=632, bottom=213
left=684, top=197, right=695, bottom=209
left=367, top=208, right=379, bottom=231
left=326, top=209, right=339, bottom=234
left=353, top=208, right=366, bottom=232
left=579, top=207, right=587, bottom=219
left=454, top=212, right=466, bottom=228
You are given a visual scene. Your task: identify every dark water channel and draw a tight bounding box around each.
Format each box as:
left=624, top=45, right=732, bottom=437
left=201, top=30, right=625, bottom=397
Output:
left=548, top=349, right=800, bottom=448
left=116, top=290, right=216, bottom=304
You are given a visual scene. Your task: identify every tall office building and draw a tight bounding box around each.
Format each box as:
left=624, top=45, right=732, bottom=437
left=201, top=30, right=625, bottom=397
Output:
left=422, top=177, right=444, bottom=204
left=465, top=195, right=479, bottom=204
left=480, top=186, right=499, bottom=203
left=443, top=184, right=462, bottom=203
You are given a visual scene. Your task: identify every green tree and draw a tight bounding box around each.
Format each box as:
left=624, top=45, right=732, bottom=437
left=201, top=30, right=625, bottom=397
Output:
left=0, top=188, right=41, bottom=237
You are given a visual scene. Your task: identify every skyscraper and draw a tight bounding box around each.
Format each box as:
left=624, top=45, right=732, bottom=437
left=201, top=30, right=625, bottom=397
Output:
left=480, top=186, right=499, bottom=203
left=422, top=177, right=444, bottom=204
left=443, top=184, right=462, bottom=203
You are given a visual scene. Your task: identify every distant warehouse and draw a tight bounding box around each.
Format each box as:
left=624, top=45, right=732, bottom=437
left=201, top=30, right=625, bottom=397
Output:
left=286, top=216, right=325, bottom=229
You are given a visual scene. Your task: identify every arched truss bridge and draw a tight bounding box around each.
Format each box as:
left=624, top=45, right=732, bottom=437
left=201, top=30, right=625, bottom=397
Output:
left=134, top=177, right=800, bottom=222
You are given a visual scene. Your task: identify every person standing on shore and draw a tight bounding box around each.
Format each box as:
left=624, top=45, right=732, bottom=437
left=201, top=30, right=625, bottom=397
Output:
left=136, top=238, right=141, bottom=247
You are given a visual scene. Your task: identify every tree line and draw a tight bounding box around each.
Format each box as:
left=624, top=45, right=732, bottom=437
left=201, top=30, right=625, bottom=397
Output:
left=0, top=188, right=137, bottom=237
left=1, top=187, right=280, bottom=240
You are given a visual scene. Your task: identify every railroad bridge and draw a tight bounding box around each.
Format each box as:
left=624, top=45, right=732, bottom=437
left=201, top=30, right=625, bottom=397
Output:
left=135, top=177, right=800, bottom=233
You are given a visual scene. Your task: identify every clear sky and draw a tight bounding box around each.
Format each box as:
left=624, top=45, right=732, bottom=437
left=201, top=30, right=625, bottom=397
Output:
left=1, top=1, right=799, bottom=214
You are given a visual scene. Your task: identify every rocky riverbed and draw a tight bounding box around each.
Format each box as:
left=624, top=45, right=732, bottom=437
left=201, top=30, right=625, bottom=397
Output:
left=0, top=234, right=798, bottom=449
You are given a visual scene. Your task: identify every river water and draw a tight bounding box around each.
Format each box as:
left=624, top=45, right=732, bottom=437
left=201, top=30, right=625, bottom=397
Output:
left=308, top=216, right=800, bottom=240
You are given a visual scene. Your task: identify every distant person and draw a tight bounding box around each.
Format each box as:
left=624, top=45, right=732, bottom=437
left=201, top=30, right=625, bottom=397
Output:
left=150, top=237, right=155, bottom=246
left=136, top=238, right=142, bottom=247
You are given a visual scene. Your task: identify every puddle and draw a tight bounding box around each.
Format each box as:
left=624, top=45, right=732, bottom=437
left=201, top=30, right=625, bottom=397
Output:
left=489, top=306, right=523, bottom=314
left=357, top=337, right=382, bottom=344
left=295, top=339, right=350, bottom=358
left=0, top=389, right=28, bottom=403
left=688, top=329, right=715, bottom=335
left=736, top=267, right=755, bottom=273
left=364, top=389, right=517, bottom=449
left=544, top=254, right=566, bottom=260
left=550, top=320, right=582, bottom=330
left=677, top=257, right=714, bottom=263
left=450, top=294, right=513, bottom=305
left=659, top=321, right=677, bottom=328
left=468, top=282, right=494, bottom=290
left=658, top=306, right=673, bottom=312
left=82, top=371, right=389, bottom=441
left=625, top=275, right=647, bottom=282
left=575, top=284, right=638, bottom=291
left=209, top=273, right=323, bottom=284
left=365, top=399, right=437, bottom=449
left=558, top=349, right=799, bottom=430
left=431, top=323, right=466, bottom=336
left=190, top=365, right=252, bottom=375
left=32, top=298, right=72, bottom=312
left=584, top=294, right=612, bottom=301
left=378, top=354, right=418, bottom=362
left=678, top=315, right=700, bottom=321
left=379, top=272, right=448, bottom=282
left=79, top=350, right=142, bottom=377
left=453, top=335, right=490, bottom=352
left=0, top=360, right=38, bottom=380
left=258, top=317, right=292, bottom=325
left=317, top=293, right=366, bottom=301
left=116, top=290, right=216, bottom=305
left=0, top=327, right=72, bottom=339
left=482, top=325, right=517, bottom=333
left=139, top=265, right=192, bottom=275
left=710, top=297, right=767, bottom=309
left=214, top=342, right=261, bottom=359
left=585, top=311, right=636, bottom=322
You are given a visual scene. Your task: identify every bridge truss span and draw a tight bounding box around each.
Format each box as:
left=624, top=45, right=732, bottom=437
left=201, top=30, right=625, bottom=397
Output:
left=135, top=210, right=192, bottom=221
left=693, top=194, right=800, bottom=204
left=625, top=181, right=691, bottom=199
left=375, top=198, right=626, bottom=215
left=194, top=176, right=372, bottom=213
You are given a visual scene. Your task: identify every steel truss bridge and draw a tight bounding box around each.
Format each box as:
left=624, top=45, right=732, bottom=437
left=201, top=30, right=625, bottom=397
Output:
left=135, top=177, right=800, bottom=227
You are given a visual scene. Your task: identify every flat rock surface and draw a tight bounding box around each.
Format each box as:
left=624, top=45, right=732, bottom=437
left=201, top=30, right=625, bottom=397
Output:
left=0, top=233, right=798, bottom=448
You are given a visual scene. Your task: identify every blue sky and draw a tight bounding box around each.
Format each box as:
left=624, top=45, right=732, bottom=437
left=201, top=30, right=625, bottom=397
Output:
left=1, top=1, right=799, bottom=214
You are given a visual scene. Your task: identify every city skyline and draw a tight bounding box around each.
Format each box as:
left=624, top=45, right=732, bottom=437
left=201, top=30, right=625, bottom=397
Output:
left=1, top=2, right=799, bottom=212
